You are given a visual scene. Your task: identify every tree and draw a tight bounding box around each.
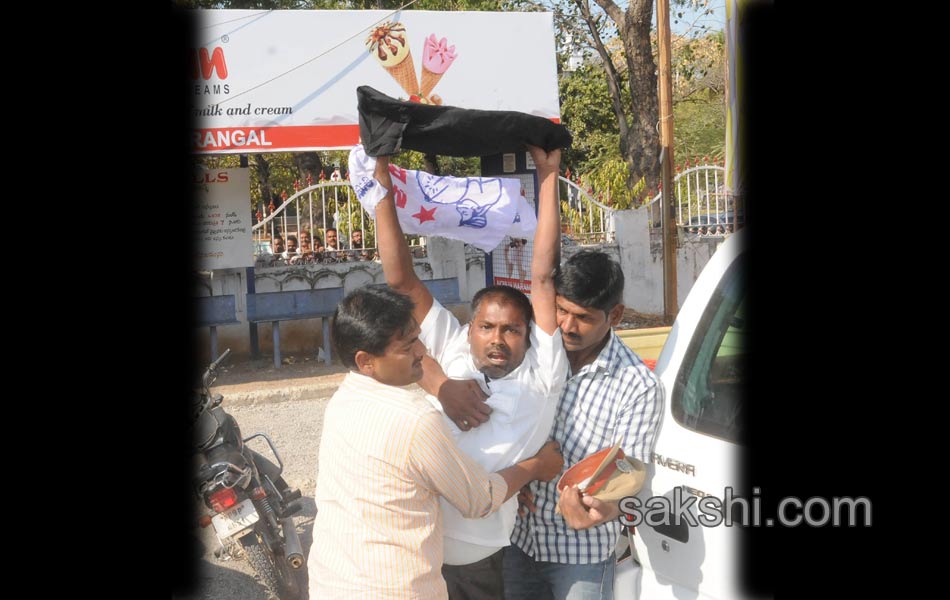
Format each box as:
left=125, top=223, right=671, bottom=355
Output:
left=671, top=29, right=725, bottom=163
left=567, top=0, right=660, bottom=197
left=559, top=60, right=623, bottom=173
left=559, top=10, right=725, bottom=203
left=543, top=0, right=724, bottom=204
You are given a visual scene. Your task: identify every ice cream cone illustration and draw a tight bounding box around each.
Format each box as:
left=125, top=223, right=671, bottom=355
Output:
left=366, top=21, right=419, bottom=96
left=420, top=34, right=457, bottom=98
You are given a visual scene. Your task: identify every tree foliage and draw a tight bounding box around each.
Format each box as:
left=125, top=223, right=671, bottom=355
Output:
left=554, top=0, right=725, bottom=205
left=559, top=60, right=622, bottom=173
left=671, top=28, right=725, bottom=163
left=558, top=0, right=660, bottom=200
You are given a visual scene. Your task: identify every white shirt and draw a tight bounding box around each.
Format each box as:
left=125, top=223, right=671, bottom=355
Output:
left=419, top=299, right=569, bottom=564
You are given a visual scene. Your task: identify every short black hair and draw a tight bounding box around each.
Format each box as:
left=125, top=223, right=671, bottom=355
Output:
left=470, top=285, right=533, bottom=327
left=555, top=251, right=624, bottom=313
left=332, top=287, right=416, bottom=369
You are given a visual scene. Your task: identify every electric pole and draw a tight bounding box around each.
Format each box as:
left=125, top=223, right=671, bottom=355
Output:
left=657, top=0, right=678, bottom=321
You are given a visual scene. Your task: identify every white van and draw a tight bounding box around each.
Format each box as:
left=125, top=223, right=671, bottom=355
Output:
left=622, top=229, right=750, bottom=599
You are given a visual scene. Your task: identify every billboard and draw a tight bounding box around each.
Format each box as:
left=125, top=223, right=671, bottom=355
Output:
left=191, top=9, right=561, bottom=154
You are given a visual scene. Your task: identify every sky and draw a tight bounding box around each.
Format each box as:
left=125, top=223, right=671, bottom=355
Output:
left=670, top=0, right=726, bottom=36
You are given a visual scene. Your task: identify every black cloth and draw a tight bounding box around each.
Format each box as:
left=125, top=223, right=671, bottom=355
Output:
left=357, top=85, right=573, bottom=157
left=441, top=549, right=505, bottom=600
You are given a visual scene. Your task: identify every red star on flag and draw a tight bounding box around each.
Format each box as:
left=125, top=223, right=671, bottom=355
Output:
left=412, top=205, right=437, bottom=223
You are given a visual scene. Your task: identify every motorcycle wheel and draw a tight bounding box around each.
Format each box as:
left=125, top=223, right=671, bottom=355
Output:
left=250, top=451, right=295, bottom=502
left=240, top=531, right=302, bottom=600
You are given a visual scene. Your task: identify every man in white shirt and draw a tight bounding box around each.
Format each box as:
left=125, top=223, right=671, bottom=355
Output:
left=370, top=144, right=568, bottom=599
left=324, top=227, right=340, bottom=251
left=281, top=235, right=299, bottom=260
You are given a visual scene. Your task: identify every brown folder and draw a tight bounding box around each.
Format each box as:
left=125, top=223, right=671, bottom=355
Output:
left=556, top=443, right=647, bottom=509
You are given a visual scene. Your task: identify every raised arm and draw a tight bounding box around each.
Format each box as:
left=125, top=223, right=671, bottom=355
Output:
left=373, top=155, right=434, bottom=324
left=527, top=145, right=562, bottom=335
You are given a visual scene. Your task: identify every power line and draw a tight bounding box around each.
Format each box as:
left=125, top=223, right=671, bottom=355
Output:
left=211, top=2, right=421, bottom=106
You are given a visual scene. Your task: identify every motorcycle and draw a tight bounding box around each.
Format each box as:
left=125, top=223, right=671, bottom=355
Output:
left=191, top=349, right=304, bottom=600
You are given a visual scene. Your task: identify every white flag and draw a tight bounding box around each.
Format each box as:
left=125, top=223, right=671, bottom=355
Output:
left=348, top=144, right=537, bottom=253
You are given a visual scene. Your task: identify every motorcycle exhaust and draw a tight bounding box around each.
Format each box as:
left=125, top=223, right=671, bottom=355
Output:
left=281, top=516, right=304, bottom=569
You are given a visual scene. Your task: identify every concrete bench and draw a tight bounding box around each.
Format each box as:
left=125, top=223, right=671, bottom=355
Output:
left=370, top=277, right=463, bottom=306
left=195, top=295, right=239, bottom=362
left=422, top=277, right=463, bottom=305
left=246, top=287, right=345, bottom=368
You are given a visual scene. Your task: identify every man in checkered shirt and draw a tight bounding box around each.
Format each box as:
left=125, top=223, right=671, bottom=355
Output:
left=504, top=250, right=664, bottom=599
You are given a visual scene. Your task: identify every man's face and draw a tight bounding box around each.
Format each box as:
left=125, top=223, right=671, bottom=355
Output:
left=326, top=230, right=338, bottom=247
left=352, top=230, right=363, bottom=244
left=368, top=322, right=426, bottom=386
left=274, top=238, right=285, bottom=252
left=467, top=299, right=529, bottom=379
left=287, top=238, right=298, bottom=252
left=300, top=232, right=311, bottom=244
left=555, top=295, right=622, bottom=353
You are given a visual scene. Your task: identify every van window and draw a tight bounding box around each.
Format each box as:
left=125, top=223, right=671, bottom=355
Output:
left=671, top=256, right=746, bottom=444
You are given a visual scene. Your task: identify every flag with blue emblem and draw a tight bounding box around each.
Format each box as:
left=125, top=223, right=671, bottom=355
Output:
left=349, top=144, right=537, bottom=252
